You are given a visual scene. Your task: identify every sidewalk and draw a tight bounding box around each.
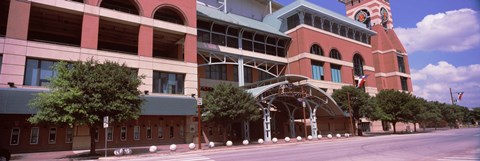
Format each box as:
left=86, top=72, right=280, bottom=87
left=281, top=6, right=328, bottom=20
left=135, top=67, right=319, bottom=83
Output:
left=11, top=136, right=358, bottom=161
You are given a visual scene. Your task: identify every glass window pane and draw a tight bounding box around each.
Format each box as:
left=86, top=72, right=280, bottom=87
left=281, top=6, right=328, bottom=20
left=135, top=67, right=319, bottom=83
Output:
left=158, top=127, right=163, bottom=139
left=30, top=127, right=39, bottom=144
left=49, top=127, right=56, bottom=144
left=134, top=126, right=140, bottom=140
left=107, top=127, right=113, bottom=141
left=10, top=128, right=20, bottom=145
left=66, top=128, right=73, bottom=143
left=25, top=59, right=39, bottom=86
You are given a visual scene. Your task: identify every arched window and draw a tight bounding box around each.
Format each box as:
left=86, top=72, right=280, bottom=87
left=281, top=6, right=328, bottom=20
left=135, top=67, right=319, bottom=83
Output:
left=154, top=6, right=185, bottom=25
left=310, top=44, right=323, bottom=56
left=329, top=49, right=341, bottom=60
left=100, top=0, right=139, bottom=15
left=353, top=54, right=364, bottom=76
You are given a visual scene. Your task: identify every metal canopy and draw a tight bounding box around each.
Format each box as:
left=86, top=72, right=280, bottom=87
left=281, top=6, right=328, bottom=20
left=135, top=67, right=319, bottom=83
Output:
left=245, top=75, right=346, bottom=141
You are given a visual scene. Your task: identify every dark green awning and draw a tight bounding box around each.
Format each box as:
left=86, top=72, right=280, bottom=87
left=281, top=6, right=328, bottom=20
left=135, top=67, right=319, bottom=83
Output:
left=0, top=88, right=196, bottom=116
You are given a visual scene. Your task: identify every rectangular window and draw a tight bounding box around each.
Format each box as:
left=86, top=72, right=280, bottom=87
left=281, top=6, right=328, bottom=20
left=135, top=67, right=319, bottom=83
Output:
left=287, top=14, right=300, bottom=30
left=311, top=61, right=324, bottom=80
left=233, top=66, right=253, bottom=83
left=400, top=77, right=408, bottom=91
left=30, top=127, right=39, bottom=144
left=146, top=126, right=152, bottom=140
left=397, top=55, right=406, bottom=73
left=244, top=67, right=252, bottom=83
left=179, top=126, right=184, bottom=138
left=133, top=126, right=140, bottom=140
left=10, top=128, right=20, bottom=145
left=153, top=71, right=185, bottom=94
left=66, top=127, right=73, bottom=143
left=169, top=126, right=174, bottom=138
left=48, top=127, right=57, bottom=144
left=158, top=127, right=164, bottom=139
left=107, top=127, right=113, bottom=141
left=120, top=126, right=127, bottom=141
left=331, top=64, right=342, bottom=83
left=205, top=65, right=227, bottom=80
left=94, top=127, right=99, bottom=142
left=24, top=59, right=58, bottom=86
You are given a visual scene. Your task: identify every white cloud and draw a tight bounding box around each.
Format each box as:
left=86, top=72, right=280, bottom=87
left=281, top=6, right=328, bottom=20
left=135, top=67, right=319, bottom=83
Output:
left=412, top=61, right=480, bottom=108
left=396, top=8, right=480, bottom=53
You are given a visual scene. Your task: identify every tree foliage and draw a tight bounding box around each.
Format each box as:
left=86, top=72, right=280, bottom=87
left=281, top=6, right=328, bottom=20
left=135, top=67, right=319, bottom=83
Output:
left=332, top=86, right=373, bottom=136
left=202, top=83, right=260, bottom=141
left=29, top=59, right=144, bottom=155
left=374, top=89, right=412, bottom=133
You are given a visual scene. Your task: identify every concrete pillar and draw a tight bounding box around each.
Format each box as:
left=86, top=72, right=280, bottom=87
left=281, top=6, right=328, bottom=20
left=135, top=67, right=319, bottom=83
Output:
left=6, top=0, right=31, bottom=40
left=80, top=14, right=99, bottom=49
left=184, top=34, right=197, bottom=63
left=138, top=25, right=153, bottom=57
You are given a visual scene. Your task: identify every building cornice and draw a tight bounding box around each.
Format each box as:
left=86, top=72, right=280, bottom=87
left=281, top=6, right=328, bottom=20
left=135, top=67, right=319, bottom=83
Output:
left=375, top=72, right=410, bottom=78
left=285, top=25, right=373, bottom=48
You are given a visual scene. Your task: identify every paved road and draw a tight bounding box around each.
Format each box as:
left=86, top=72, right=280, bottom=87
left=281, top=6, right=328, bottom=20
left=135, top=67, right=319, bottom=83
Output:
left=121, top=128, right=480, bottom=161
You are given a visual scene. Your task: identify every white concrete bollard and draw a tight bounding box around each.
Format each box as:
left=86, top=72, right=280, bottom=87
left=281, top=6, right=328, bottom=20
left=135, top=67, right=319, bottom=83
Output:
left=336, top=134, right=341, bottom=138
left=188, top=143, right=196, bottom=150
left=285, top=137, right=291, bottom=142
left=345, top=133, right=350, bottom=138
left=307, top=135, right=313, bottom=140
left=296, top=136, right=302, bottom=141
left=242, top=140, right=249, bottom=145
left=258, top=138, right=264, bottom=144
left=123, top=148, right=132, bottom=155
left=226, top=141, right=233, bottom=147
left=209, top=142, right=215, bottom=148
left=149, top=146, right=157, bottom=153
left=272, top=137, right=278, bottom=143
left=114, top=148, right=124, bottom=156
left=327, top=134, right=333, bottom=139
left=169, top=144, right=177, bottom=151
left=317, top=135, right=323, bottom=139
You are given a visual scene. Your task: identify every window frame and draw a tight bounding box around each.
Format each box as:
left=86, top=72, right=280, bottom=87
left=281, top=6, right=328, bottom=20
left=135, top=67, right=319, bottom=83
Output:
left=133, top=125, right=140, bottom=141
left=65, top=127, right=73, bottom=143
left=331, top=64, right=342, bottom=83
left=311, top=61, right=324, bottom=80
left=10, top=127, right=20, bottom=145
left=30, top=127, right=40, bottom=145
left=158, top=126, right=164, bottom=139
left=48, top=127, right=57, bottom=144
left=107, top=127, right=114, bottom=141
left=120, top=126, right=127, bottom=141
left=152, top=71, right=185, bottom=94
left=146, top=126, right=152, bottom=140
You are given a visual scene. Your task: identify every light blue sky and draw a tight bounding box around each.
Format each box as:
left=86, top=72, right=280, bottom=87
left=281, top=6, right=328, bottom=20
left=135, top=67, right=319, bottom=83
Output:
left=276, top=0, right=480, bottom=108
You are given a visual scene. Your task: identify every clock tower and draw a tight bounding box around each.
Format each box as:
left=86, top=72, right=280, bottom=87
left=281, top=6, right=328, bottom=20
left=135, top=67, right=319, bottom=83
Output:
left=341, top=0, right=393, bottom=29
left=339, top=0, right=413, bottom=92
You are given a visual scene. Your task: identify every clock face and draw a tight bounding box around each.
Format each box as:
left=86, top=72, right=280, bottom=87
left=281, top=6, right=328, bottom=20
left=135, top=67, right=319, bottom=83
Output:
left=355, top=10, right=368, bottom=23
left=380, top=8, right=388, bottom=23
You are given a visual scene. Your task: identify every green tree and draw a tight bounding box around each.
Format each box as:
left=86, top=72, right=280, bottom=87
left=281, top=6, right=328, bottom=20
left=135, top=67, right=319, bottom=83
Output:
left=404, top=97, right=427, bottom=132
left=29, top=59, right=144, bottom=155
left=375, top=89, right=412, bottom=133
left=472, top=107, right=480, bottom=123
left=332, top=86, right=372, bottom=136
left=202, top=83, right=260, bottom=142
left=421, top=101, right=442, bottom=131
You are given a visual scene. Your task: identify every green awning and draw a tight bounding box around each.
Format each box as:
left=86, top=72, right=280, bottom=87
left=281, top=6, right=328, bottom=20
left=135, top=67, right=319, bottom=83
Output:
left=0, top=88, right=196, bottom=116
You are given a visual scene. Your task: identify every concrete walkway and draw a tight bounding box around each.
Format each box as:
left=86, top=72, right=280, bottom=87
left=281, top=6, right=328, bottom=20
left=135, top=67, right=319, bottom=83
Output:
left=11, top=136, right=358, bottom=161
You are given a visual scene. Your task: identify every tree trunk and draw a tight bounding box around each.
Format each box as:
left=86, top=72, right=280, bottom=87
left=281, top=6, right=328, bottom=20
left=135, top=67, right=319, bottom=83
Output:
left=392, top=122, right=397, bottom=134
left=89, top=126, right=97, bottom=156
left=413, top=122, right=417, bottom=132
left=356, top=119, right=363, bottom=136
left=422, top=122, right=426, bottom=132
